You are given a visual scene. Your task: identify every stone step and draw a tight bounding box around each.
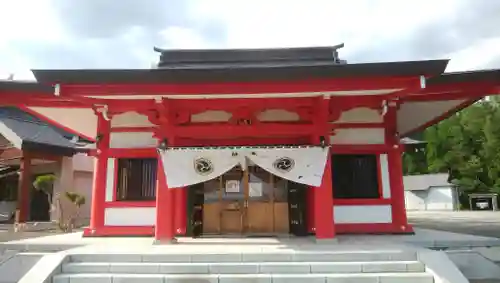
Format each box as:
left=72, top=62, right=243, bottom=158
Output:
left=69, top=250, right=417, bottom=263
left=52, top=272, right=435, bottom=283
left=62, top=260, right=425, bottom=274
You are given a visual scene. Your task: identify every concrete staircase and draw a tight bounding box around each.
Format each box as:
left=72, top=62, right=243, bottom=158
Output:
left=52, top=249, right=435, bottom=283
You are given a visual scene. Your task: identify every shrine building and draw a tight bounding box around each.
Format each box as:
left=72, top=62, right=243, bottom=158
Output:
left=1, top=45, right=499, bottom=242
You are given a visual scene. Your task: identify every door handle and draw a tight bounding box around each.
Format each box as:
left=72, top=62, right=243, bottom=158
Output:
left=244, top=201, right=248, bottom=208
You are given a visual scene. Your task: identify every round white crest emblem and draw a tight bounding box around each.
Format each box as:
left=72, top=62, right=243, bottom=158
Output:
left=273, top=157, right=295, bottom=172
left=194, top=157, right=214, bottom=175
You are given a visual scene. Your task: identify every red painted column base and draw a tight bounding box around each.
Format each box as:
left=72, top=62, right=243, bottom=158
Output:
left=336, top=223, right=414, bottom=234
left=314, top=154, right=336, bottom=239
left=155, top=161, right=176, bottom=243
left=388, top=146, right=413, bottom=234
left=174, top=187, right=187, bottom=236
left=83, top=226, right=154, bottom=237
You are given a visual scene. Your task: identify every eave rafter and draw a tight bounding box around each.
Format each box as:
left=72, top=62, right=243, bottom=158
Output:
left=52, top=75, right=423, bottom=97
left=400, top=82, right=499, bottom=102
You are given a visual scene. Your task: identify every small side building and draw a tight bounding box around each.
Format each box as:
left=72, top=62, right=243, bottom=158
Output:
left=0, top=103, right=94, bottom=225
left=403, top=173, right=459, bottom=211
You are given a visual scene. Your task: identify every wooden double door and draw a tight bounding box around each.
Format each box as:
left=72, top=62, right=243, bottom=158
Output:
left=194, top=165, right=294, bottom=236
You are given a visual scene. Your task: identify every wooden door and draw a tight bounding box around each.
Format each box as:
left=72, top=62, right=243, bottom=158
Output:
left=219, top=166, right=244, bottom=234
left=244, top=166, right=289, bottom=235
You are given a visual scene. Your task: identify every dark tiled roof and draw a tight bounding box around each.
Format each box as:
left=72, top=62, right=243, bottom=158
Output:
left=428, top=69, right=500, bottom=85
left=32, top=60, right=449, bottom=85
left=154, top=45, right=348, bottom=68
left=0, top=107, right=87, bottom=156
left=0, top=80, right=52, bottom=94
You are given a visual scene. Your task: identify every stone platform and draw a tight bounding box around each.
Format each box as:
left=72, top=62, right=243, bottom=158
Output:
left=3, top=228, right=500, bottom=253
left=6, top=228, right=500, bottom=282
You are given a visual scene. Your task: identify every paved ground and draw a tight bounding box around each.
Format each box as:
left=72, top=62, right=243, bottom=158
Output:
left=0, top=224, right=71, bottom=243
left=408, top=211, right=500, bottom=239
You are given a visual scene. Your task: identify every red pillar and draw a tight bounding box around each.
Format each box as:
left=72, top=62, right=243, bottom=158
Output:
left=314, top=153, right=335, bottom=239
left=155, top=160, right=175, bottom=243
left=16, top=153, right=32, bottom=223
left=85, top=113, right=109, bottom=236
left=174, top=187, right=187, bottom=235
left=388, top=146, right=412, bottom=232
left=154, top=99, right=178, bottom=242
left=384, top=101, right=412, bottom=233
left=312, top=95, right=335, bottom=239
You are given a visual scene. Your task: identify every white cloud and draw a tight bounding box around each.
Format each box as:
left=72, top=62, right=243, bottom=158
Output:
left=194, top=0, right=460, bottom=50
left=1, top=0, right=500, bottom=79
left=159, top=26, right=215, bottom=49
left=0, top=0, right=65, bottom=42
left=445, top=38, right=500, bottom=72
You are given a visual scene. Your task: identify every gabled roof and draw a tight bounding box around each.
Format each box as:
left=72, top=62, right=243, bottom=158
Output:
left=0, top=107, right=90, bottom=156
left=31, top=60, right=449, bottom=85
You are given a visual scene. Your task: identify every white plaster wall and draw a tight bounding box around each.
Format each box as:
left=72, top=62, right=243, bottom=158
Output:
left=52, top=157, right=73, bottom=222
left=257, top=109, right=301, bottom=122
left=329, top=128, right=385, bottom=144
left=426, top=187, right=454, bottom=210
left=40, top=157, right=94, bottom=224
left=405, top=191, right=426, bottom=210
left=405, top=187, right=454, bottom=211
left=73, top=171, right=93, bottom=225
left=111, top=111, right=155, bottom=127
left=191, top=110, right=232, bottom=122
left=379, top=154, right=391, bottom=198
left=72, top=153, right=94, bottom=172
left=109, top=132, right=157, bottom=148
left=105, top=158, right=115, bottom=202
left=27, top=107, right=97, bottom=139
left=397, top=99, right=465, bottom=135
left=334, top=205, right=392, bottom=223
left=104, top=207, right=156, bottom=226
left=332, top=107, right=383, bottom=123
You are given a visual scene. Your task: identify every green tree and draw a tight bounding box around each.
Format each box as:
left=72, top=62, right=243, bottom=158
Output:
left=404, top=97, right=500, bottom=197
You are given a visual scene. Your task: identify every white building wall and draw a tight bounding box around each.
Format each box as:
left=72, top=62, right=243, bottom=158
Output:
left=104, top=207, right=156, bottom=226
left=426, top=187, right=454, bottom=210
left=334, top=205, right=392, bottom=224
left=405, top=187, right=455, bottom=211
left=329, top=128, right=385, bottom=144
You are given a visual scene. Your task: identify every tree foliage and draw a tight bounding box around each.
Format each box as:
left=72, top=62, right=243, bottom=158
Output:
left=32, top=175, right=86, bottom=232
left=404, top=97, right=500, bottom=195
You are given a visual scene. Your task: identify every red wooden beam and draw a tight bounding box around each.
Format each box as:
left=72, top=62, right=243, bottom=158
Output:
left=171, top=97, right=315, bottom=111
left=174, top=137, right=312, bottom=147
left=331, top=144, right=394, bottom=153
left=401, top=90, right=492, bottom=102
left=172, top=123, right=316, bottom=138
left=60, top=77, right=422, bottom=97
left=106, top=148, right=157, bottom=158
left=110, top=126, right=157, bottom=133
left=331, top=123, right=384, bottom=130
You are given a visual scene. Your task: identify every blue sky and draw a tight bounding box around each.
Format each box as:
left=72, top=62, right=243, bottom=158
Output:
left=1, top=0, right=500, bottom=80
